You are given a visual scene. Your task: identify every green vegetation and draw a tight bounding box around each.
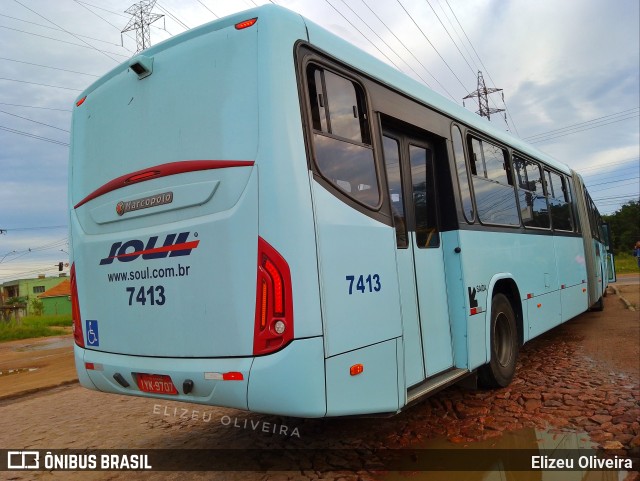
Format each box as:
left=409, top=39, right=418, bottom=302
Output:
left=614, top=253, right=638, bottom=275
left=603, top=200, right=640, bottom=255
left=0, top=315, right=71, bottom=342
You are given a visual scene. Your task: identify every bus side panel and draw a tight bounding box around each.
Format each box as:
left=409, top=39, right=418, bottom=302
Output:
left=441, top=230, right=470, bottom=370
left=310, top=182, right=403, bottom=358
left=325, top=339, right=400, bottom=416
left=248, top=337, right=326, bottom=417
left=527, top=291, right=562, bottom=339
left=554, top=235, right=589, bottom=321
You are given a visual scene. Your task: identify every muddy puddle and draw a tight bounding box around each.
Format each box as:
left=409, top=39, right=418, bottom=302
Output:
left=0, top=367, right=39, bottom=376
left=16, top=337, right=73, bottom=352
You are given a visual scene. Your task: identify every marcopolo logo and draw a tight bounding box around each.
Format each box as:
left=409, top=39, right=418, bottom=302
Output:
left=116, top=192, right=173, bottom=216
left=99, top=232, right=199, bottom=265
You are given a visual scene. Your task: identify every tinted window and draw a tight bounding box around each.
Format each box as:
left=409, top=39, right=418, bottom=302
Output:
left=307, top=65, right=379, bottom=207
left=513, top=155, right=550, bottom=229
left=410, top=145, right=439, bottom=248
left=468, top=136, right=520, bottom=226
left=547, top=170, right=573, bottom=231
left=452, top=125, right=474, bottom=222
left=382, top=135, right=408, bottom=248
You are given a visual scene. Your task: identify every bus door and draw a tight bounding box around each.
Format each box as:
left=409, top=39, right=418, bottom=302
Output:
left=382, top=128, right=454, bottom=385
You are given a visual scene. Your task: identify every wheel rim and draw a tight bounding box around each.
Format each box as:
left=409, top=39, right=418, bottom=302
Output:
left=494, top=311, right=514, bottom=368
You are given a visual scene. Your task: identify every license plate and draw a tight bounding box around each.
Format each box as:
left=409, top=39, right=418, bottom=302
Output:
left=136, top=373, right=178, bottom=395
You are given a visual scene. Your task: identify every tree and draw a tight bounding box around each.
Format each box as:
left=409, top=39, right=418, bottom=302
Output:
left=603, top=200, right=640, bottom=254
left=30, top=298, right=44, bottom=316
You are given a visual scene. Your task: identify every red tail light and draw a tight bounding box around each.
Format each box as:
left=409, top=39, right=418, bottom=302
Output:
left=253, top=237, right=293, bottom=355
left=70, top=263, right=84, bottom=347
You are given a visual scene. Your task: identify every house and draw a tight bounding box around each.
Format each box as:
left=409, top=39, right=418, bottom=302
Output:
left=0, top=274, right=69, bottom=316
left=38, top=279, right=72, bottom=316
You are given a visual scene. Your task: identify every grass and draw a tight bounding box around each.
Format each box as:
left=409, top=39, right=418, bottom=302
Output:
left=614, top=253, right=639, bottom=275
left=0, top=315, right=71, bottom=343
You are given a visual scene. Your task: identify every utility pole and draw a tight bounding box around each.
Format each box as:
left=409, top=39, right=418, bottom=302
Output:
left=122, top=0, right=164, bottom=53
left=463, top=71, right=506, bottom=123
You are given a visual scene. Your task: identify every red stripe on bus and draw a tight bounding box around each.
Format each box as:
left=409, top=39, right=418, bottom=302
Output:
left=74, top=160, right=254, bottom=209
left=110, top=241, right=200, bottom=259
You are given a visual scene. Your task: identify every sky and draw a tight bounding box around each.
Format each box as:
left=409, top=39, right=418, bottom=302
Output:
left=0, top=0, right=638, bottom=282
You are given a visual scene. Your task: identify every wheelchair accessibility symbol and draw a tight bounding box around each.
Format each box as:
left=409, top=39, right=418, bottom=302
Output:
left=86, top=320, right=99, bottom=346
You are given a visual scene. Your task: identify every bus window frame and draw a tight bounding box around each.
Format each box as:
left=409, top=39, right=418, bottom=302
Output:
left=465, top=131, right=522, bottom=228
left=296, top=45, right=393, bottom=226
left=451, top=122, right=476, bottom=225
left=512, top=152, right=551, bottom=231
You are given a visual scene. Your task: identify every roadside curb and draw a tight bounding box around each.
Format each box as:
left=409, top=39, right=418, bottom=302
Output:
left=610, top=285, right=637, bottom=311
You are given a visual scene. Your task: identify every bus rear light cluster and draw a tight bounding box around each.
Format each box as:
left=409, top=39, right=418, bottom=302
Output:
left=235, top=18, right=257, bottom=30
left=70, top=263, right=84, bottom=347
left=253, top=237, right=293, bottom=355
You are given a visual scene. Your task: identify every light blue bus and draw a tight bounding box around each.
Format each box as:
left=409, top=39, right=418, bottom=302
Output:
left=69, top=5, right=615, bottom=417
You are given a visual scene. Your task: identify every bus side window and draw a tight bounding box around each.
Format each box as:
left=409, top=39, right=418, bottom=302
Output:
left=467, top=136, right=520, bottom=226
left=513, top=155, right=550, bottom=229
left=547, top=170, right=573, bottom=231
left=306, top=65, right=379, bottom=208
left=451, top=125, right=474, bottom=223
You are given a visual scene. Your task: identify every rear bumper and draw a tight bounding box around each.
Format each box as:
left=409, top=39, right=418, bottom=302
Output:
left=74, top=336, right=326, bottom=417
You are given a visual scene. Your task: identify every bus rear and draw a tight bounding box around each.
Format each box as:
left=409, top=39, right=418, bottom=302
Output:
left=69, top=7, right=327, bottom=417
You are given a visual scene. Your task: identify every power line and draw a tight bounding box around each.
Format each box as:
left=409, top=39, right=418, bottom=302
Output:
left=444, top=0, right=520, bottom=136
left=13, top=0, right=120, bottom=63
left=155, top=2, right=189, bottom=30
left=528, top=114, right=639, bottom=144
left=324, top=0, right=403, bottom=72
left=0, top=25, right=129, bottom=57
left=524, top=108, right=640, bottom=141
left=196, top=0, right=219, bottom=19
left=0, top=13, right=132, bottom=47
left=361, top=0, right=458, bottom=95
left=0, top=77, right=83, bottom=91
left=337, top=0, right=435, bottom=90
left=0, top=56, right=100, bottom=77
left=72, top=0, right=136, bottom=51
left=1, top=226, right=67, bottom=232
left=0, top=109, right=70, bottom=132
left=0, top=124, right=69, bottom=146
left=578, top=157, right=639, bottom=173
left=425, top=0, right=475, bottom=76
left=587, top=178, right=640, bottom=192
left=396, top=0, right=469, bottom=93
left=0, top=102, right=71, bottom=112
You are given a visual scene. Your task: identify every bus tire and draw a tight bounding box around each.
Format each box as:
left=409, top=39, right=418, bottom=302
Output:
left=479, top=294, right=518, bottom=388
left=591, top=296, right=604, bottom=311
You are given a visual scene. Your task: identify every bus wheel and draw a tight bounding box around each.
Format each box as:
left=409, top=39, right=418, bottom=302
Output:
left=479, top=294, right=518, bottom=388
left=591, top=296, right=604, bottom=311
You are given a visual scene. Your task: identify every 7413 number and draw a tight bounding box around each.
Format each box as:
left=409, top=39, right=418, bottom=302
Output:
left=126, top=285, right=165, bottom=306
left=346, top=274, right=381, bottom=295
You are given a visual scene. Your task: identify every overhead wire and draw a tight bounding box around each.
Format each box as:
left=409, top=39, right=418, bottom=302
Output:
left=396, top=0, right=470, bottom=93
left=0, top=56, right=100, bottom=77
left=0, top=13, right=132, bottom=47
left=324, top=0, right=403, bottom=72
left=444, top=0, right=520, bottom=136
left=0, top=102, right=71, bottom=112
left=0, top=109, right=70, bottom=132
left=360, top=0, right=450, bottom=93
left=0, top=124, right=69, bottom=146
left=13, top=0, right=120, bottom=63
left=0, top=77, right=83, bottom=91
left=0, top=25, right=129, bottom=57
left=337, top=0, right=435, bottom=90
